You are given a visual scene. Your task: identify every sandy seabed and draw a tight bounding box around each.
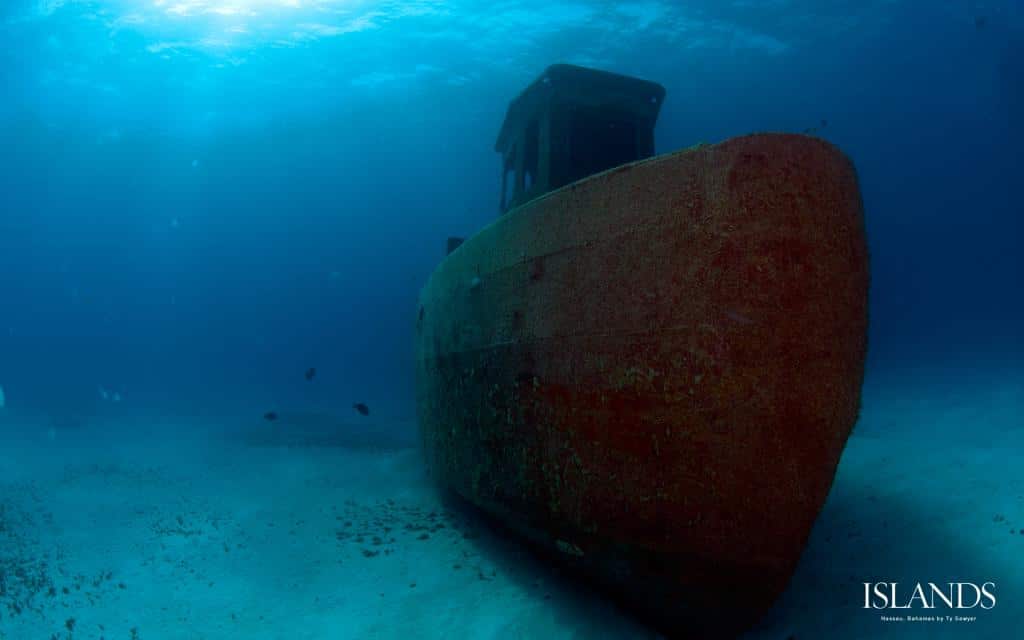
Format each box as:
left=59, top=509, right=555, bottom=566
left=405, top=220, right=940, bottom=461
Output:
left=0, top=367, right=1021, bottom=639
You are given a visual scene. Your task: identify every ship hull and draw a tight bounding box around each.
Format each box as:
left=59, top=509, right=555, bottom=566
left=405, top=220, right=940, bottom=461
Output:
left=415, top=133, right=868, bottom=637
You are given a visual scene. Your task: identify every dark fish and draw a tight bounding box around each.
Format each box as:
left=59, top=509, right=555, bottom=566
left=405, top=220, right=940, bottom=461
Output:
left=305, top=367, right=316, bottom=381
left=264, top=412, right=278, bottom=421
left=353, top=403, right=370, bottom=416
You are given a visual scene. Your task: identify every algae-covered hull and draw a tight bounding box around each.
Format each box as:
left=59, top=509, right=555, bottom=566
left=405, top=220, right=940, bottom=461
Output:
left=415, top=133, right=868, bottom=637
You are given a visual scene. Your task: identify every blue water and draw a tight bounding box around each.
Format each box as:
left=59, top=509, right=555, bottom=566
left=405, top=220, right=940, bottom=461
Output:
left=0, top=1, right=1021, bottom=638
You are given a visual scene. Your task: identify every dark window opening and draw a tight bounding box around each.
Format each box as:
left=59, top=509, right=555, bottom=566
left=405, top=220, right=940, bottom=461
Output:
left=567, top=107, right=638, bottom=184
left=522, top=119, right=539, bottom=192
left=501, top=152, right=516, bottom=211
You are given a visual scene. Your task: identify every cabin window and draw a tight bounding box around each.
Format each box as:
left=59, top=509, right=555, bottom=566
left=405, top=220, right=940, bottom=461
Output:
left=522, top=118, right=540, bottom=192
left=501, top=150, right=516, bottom=212
left=567, top=107, right=638, bottom=183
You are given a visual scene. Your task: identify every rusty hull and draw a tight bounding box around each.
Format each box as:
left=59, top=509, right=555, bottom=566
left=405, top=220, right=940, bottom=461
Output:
left=415, top=133, right=869, bottom=637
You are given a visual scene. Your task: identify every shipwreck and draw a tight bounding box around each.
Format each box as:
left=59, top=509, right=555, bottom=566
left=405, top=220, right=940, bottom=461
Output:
left=415, top=64, right=868, bottom=637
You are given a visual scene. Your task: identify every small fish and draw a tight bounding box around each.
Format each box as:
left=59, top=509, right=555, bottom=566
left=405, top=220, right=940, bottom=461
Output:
left=305, top=367, right=316, bottom=381
left=264, top=411, right=278, bottom=421
left=353, top=403, right=370, bottom=416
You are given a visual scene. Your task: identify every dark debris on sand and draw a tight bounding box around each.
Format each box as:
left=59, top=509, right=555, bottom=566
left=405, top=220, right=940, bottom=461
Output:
left=0, top=501, right=54, bottom=620
left=329, top=498, right=498, bottom=581
left=0, top=498, right=123, bottom=632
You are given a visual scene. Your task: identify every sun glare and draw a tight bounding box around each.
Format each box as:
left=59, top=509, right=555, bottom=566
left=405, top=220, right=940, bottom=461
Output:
left=152, top=0, right=310, bottom=18
left=118, top=0, right=370, bottom=53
